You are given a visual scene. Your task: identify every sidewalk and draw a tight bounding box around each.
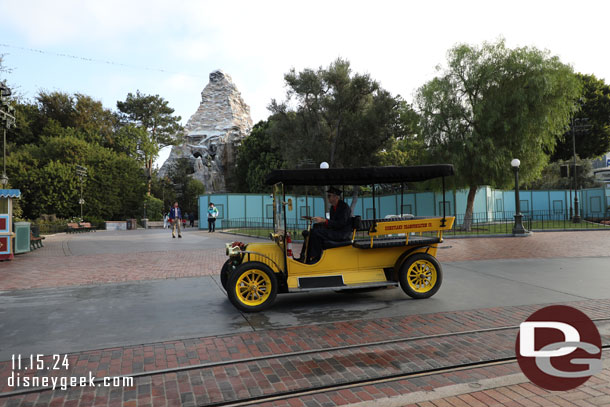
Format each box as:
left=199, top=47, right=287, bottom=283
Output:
left=0, top=229, right=609, bottom=407
left=1, top=229, right=609, bottom=291
left=0, top=230, right=234, bottom=291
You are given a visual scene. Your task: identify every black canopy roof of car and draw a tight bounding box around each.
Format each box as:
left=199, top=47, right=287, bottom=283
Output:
left=265, top=164, right=454, bottom=186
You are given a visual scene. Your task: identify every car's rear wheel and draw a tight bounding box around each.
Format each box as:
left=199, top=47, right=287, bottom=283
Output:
left=399, top=253, right=442, bottom=299
left=227, top=262, right=277, bottom=312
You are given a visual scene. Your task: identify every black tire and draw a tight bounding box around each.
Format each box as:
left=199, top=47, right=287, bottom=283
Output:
left=399, top=253, right=442, bottom=299
left=227, top=262, right=278, bottom=312
left=220, top=259, right=233, bottom=290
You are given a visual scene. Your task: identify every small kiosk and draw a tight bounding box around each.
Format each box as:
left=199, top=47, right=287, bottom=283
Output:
left=0, top=189, right=21, bottom=261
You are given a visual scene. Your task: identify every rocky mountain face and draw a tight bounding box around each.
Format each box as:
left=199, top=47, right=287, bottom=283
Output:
left=159, top=70, right=253, bottom=192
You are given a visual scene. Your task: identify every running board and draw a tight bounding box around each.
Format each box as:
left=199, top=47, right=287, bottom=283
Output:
left=290, top=281, right=398, bottom=293
left=298, top=275, right=345, bottom=289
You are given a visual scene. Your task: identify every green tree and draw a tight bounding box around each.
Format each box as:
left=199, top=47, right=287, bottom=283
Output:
left=117, top=90, right=183, bottom=195
left=552, top=73, right=610, bottom=161
left=167, top=158, right=205, bottom=215
left=150, top=170, right=176, bottom=212
left=416, top=39, right=581, bottom=230
left=142, top=195, right=164, bottom=221
left=233, top=120, right=284, bottom=192
left=525, top=159, right=600, bottom=190
left=269, top=58, right=402, bottom=212
left=113, top=124, right=149, bottom=160
left=36, top=91, right=78, bottom=130
left=9, top=91, right=118, bottom=148
left=10, top=102, right=40, bottom=146
left=73, top=93, right=117, bottom=147
left=270, top=58, right=400, bottom=169
left=183, top=178, right=205, bottom=216
left=378, top=100, right=424, bottom=166
left=4, top=90, right=154, bottom=222
left=7, top=133, right=146, bottom=220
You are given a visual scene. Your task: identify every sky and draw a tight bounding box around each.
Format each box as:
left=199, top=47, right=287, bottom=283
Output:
left=1, top=0, right=609, bottom=167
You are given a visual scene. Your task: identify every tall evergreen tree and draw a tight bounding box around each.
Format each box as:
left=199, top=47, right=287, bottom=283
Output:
left=117, top=90, right=183, bottom=195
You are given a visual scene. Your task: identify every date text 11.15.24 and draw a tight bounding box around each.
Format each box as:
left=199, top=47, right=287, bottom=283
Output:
left=11, top=354, right=69, bottom=371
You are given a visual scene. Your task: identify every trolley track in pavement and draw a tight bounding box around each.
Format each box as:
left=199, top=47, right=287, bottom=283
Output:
left=210, top=346, right=610, bottom=407
left=2, top=318, right=608, bottom=405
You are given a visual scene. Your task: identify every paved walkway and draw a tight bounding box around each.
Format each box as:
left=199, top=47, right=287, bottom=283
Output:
left=1, top=229, right=609, bottom=291
left=0, top=230, right=241, bottom=291
left=0, top=229, right=609, bottom=406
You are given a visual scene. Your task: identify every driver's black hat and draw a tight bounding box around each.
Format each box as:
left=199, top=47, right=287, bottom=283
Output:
left=326, top=186, right=342, bottom=196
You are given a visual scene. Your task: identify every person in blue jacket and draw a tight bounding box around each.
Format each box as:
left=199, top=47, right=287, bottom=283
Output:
left=169, top=201, right=182, bottom=238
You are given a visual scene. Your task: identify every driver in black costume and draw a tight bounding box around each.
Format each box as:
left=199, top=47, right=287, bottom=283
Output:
left=299, top=187, right=352, bottom=263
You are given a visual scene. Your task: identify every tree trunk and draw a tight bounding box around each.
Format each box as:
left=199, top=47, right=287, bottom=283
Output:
left=147, top=158, right=152, bottom=196
left=461, top=185, right=478, bottom=231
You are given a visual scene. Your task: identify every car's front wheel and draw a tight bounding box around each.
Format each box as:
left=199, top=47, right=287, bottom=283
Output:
left=227, top=262, right=277, bottom=312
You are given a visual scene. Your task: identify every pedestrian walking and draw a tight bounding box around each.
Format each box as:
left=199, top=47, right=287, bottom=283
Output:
left=207, top=202, right=218, bottom=232
left=163, top=213, right=169, bottom=229
left=169, top=202, right=182, bottom=238
left=189, top=212, right=195, bottom=228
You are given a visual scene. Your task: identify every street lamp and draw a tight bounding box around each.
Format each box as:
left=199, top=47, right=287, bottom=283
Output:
left=75, top=165, right=88, bottom=221
left=511, top=159, right=527, bottom=235
left=0, top=82, right=15, bottom=187
left=320, top=162, right=330, bottom=216
left=570, top=118, right=591, bottom=223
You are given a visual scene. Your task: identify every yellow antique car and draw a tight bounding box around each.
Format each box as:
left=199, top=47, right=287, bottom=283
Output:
left=222, top=164, right=455, bottom=312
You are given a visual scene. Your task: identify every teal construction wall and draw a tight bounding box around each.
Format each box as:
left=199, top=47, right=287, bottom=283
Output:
left=198, top=185, right=609, bottom=229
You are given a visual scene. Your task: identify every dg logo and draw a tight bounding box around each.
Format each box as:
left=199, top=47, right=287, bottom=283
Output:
left=516, top=305, right=602, bottom=391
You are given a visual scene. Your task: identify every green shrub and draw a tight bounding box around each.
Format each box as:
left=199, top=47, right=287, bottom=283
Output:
left=142, top=195, right=163, bottom=221
left=85, top=216, right=105, bottom=229
left=31, top=217, right=70, bottom=235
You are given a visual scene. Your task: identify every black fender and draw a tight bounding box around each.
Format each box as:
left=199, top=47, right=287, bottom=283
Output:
left=391, top=245, right=434, bottom=281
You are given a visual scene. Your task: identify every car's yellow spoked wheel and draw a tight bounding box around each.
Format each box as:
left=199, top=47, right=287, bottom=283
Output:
left=406, top=259, right=437, bottom=293
left=399, top=253, right=442, bottom=299
left=235, top=269, right=272, bottom=306
left=227, top=262, right=278, bottom=312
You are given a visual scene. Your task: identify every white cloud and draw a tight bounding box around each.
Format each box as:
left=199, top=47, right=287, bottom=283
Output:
left=2, top=0, right=174, bottom=46
left=2, top=0, right=610, bottom=128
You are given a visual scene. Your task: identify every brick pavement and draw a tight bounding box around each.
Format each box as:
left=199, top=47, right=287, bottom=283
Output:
left=1, top=230, right=610, bottom=406
left=0, top=299, right=609, bottom=406
left=437, top=230, right=610, bottom=263
left=0, top=233, right=229, bottom=291
left=1, top=230, right=609, bottom=291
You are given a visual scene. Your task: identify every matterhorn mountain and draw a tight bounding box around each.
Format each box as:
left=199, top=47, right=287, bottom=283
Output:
left=159, top=70, right=253, bottom=192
